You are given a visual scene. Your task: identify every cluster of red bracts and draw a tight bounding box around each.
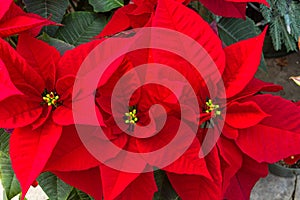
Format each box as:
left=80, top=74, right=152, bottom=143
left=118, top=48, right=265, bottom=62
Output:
left=1, top=0, right=300, bottom=200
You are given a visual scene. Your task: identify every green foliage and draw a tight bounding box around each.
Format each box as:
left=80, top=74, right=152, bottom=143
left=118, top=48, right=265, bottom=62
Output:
left=217, top=17, right=261, bottom=45
left=0, top=130, right=9, bottom=153
left=217, top=17, right=267, bottom=71
left=37, top=172, right=73, bottom=200
left=39, top=33, right=75, bottom=55
left=260, top=0, right=300, bottom=51
left=153, top=170, right=180, bottom=200
left=56, top=12, right=108, bottom=46
left=0, top=153, right=21, bottom=199
left=188, top=1, right=214, bottom=23
left=89, top=0, right=124, bottom=12
left=23, top=0, right=69, bottom=36
left=0, top=131, right=21, bottom=200
left=66, top=188, right=94, bottom=200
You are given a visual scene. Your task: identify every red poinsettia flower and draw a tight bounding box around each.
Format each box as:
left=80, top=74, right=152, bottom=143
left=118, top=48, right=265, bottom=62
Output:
left=0, top=34, right=103, bottom=199
left=92, top=0, right=227, bottom=199
left=199, top=0, right=269, bottom=18
left=197, top=22, right=300, bottom=199
left=0, top=0, right=56, bottom=38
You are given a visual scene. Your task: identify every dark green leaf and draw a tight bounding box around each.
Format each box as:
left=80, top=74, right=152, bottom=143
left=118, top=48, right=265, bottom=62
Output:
left=67, top=188, right=94, bottom=200
left=0, top=152, right=21, bottom=199
left=39, top=33, right=75, bottom=55
left=0, top=131, right=10, bottom=154
left=56, top=12, right=108, bottom=46
left=23, top=0, right=69, bottom=36
left=37, top=172, right=73, bottom=200
left=153, top=170, right=180, bottom=200
left=88, top=0, right=124, bottom=12
left=217, top=17, right=267, bottom=71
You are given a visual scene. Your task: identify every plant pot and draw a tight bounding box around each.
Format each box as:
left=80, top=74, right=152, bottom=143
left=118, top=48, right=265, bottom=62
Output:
left=269, top=163, right=300, bottom=177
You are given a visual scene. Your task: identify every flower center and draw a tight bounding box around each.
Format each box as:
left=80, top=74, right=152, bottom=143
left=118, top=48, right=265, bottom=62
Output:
left=205, top=99, right=221, bottom=117
left=42, top=89, right=60, bottom=108
left=124, top=108, right=138, bottom=124
left=123, top=106, right=138, bottom=132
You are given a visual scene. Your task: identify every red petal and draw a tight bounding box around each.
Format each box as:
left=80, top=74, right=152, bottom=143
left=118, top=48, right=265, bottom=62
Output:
left=223, top=28, right=267, bottom=98
left=45, top=125, right=99, bottom=171
left=55, top=75, right=75, bottom=98
left=228, top=0, right=269, bottom=7
left=97, top=5, right=136, bottom=38
left=135, top=117, right=196, bottom=169
left=237, top=124, right=300, bottom=163
left=31, top=180, right=38, bottom=188
left=0, top=14, right=56, bottom=38
left=0, top=95, right=42, bottom=128
left=114, top=172, right=157, bottom=200
left=0, top=3, right=56, bottom=38
left=283, top=154, right=300, bottom=165
left=163, top=138, right=212, bottom=178
left=0, top=0, right=13, bottom=19
left=0, top=2, right=24, bottom=20
left=9, top=121, right=62, bottom=199
left=223, top=155, right=268, bottom=200
left=52, top=106, right=74, bottom=125
left=204, top=146, right=223, bottom=188
left=167, top=172, right=222, bottom=200
left=153, top=0, right=225, bottom=77
left=57, top=39, right=101, bottom=78
left=222, top=124, right=239, bottom=140
left=217, top=137, right=243, bottom=193
left=226, top=101, right=269, bottom=129
left=100, top=164, right=147, bottom=200
left=0, top=38, right=45, bottom=95
left=17, top=34, right=60, bottom=89
left=51, top=75, right=76, bottom=125
left=0, top=59, right=23, bottom=101
left=54, top=167, right=103, bottom=200
left=246, top=94, right=300, bottom=133
left=199, top=0, right=246, bottom=18
left=31, top=106, right=52, bottom=130
left=229, top=78, right=283, bottom=102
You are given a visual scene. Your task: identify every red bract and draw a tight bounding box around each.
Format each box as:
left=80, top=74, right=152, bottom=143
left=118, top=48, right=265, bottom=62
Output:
left=97, top=0, right=190, bottom=38
left=283, top=154, right=300, bottom=165
left=282, top=102, right=300, bottom=165
left=199, top=0, right=269, bottom=18
left=0, top=0, right=56, bottom=38
left=0, top=34, right=101, bottom=199
left=97, top=0, right=156, bottom=38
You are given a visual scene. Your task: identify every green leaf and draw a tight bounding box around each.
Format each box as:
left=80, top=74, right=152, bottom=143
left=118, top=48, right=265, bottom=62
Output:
left=0, top=131, right=10, bottom=154
left=153, top=170, right=180, bottom=200
left=0, top=152, right=21, bottom=199
left=88, top=0, right=124, bottom=12
left=23, top=0, right=69, bottom=36
left=2, top=193, right=8, bottom=200
left=37, top=172, right=72, bottom=200
left=39, top=33, right=75, bottom=55
left=56, top=12, right=108, bottom=46
left=217, top=17, right=267, bottom=71
left=67, top=188, right=94, bottom=200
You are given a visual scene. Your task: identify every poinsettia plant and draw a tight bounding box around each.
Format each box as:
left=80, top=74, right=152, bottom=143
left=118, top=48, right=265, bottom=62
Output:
left=0, top=0, right=300, bottom=200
